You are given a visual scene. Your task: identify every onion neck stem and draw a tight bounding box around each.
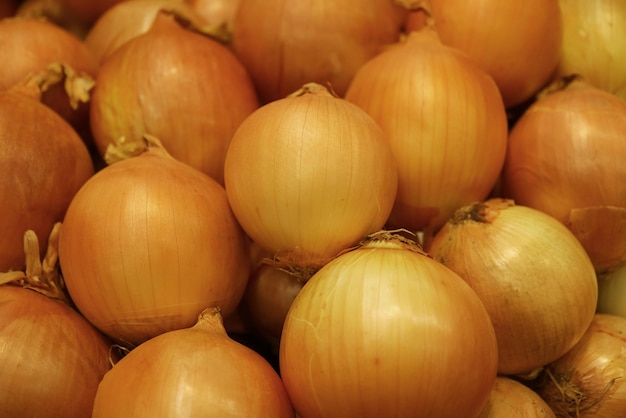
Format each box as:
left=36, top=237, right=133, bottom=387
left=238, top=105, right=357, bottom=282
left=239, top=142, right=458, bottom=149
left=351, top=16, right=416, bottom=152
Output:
left=195, top=307, right=228, bottom=335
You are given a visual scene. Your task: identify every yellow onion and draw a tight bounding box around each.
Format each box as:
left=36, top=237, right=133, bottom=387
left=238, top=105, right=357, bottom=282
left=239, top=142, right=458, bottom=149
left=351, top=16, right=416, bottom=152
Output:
left=478, top=377, right=556, bottom=418
left=90, top=10, right=259, bottom=185
left=279, top=232, right=498, bottom=418
left=92, top=308, right=295, bottom=418
left=405, top=0, right=562, bottom=108
left=597, top=263, right=626, bottom=318
left=58, top=136, right=250, bottom=346
left=0, top=17, right=98, bottom=141
left=185, top=0, right=241, bottom=31
left=84, top=0, right=198, bottom=66
left=345, top=27, right=508, bottom=238
left=230, top=0, right=407, bottom=103
left=501, top=77, right=626, bottom=275
left=554, top=0, right=626, bottom=101
left=534, top=314, right=626, bottom=418
left=224, top=83, right=398, bottom=277
left=16, top=0, right=91, bottom=39
left=0, top=70, right=94, bottom=272
left=428, top=198, right=598, bottom=375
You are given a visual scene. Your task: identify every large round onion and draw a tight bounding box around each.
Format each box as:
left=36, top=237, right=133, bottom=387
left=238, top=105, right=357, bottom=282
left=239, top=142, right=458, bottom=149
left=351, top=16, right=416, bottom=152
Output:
left=554, top=0, right=626, bottom=101
left=406, top=0, right=562, bottom=108
left=534, top=314, right=626, bottom=418
left=279, top=232, right=498, bottom=418
left=428, top=198, right=598, bottom=375
left=0, top=78, right=94, bottom=272
left=0, top=285, right=113, bottom=418
left=501, top=77, right=626, bottom=275
left=230, top=0, right=407, bottom=103
left=345, top=27, right=508, bottom=238
left=92, top=308, right=295, bottom=417
left=58, top=136, right=250, bottom=346
left=90, top=10, right=259, bottom=184
left=224, top=83, right=398, bottom=276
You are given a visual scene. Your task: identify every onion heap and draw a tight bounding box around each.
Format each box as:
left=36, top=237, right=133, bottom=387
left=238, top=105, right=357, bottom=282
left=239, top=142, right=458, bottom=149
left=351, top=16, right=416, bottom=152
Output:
left=92, top=308, right=295, bottom=418
left=501, top=77, right=626, bottom=276
left=428, top=198, right=598, bottom=376
left=279, top=232, right=498, bottom=418
left=224, top=82, right=398, bottom=278
left=58, top=136, right=250, bottom=346
left=345, top=25, right=508, bottom=240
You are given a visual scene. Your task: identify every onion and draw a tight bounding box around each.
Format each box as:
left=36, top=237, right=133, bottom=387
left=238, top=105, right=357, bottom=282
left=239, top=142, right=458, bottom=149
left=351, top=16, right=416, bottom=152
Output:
left=224, top=83, right=398, bottom=277
left=240, top=263, right=304, bottom=348
left=597, top=263, right=626, bottom=318
left=90, top=10, right=259, bottom=185
left=478, top=377, right=556, bottom=418
left=16, top=0, right=92, bottom=39
left=92, top=308, right=295, bottom=417
left=0, top=17, right=98, bottom=140
left=185, top=0, right=241, bottom=31
left=554, top=0, right=626, bottom=101
left=0, top=68, right=94, bottom=272
left=84, top=0, right=199, bottom=66
left=230, top=0, right=407, bottom=103
left=405, top=0, right=562, bottom=108
left=501, top=77, right=626, bottom=275
left=428, top=198, right=598, bottom=375
left=279, top=231, right=498, bottom=418
left=0, top=227, right=113, bottom=418
left=56, top=0, right=128, bottom=23
left=534, top=313, right=626, bottom=418
left=345, top=27, right=508, bottom=239
left=58, top=135, right=251, bottom=346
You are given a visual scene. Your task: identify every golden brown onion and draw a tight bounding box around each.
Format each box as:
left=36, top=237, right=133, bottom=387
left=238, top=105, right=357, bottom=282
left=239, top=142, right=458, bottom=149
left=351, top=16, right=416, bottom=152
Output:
left=90, top=11, right=259, bottom=184
left=502, top=77, right=626, bottom=275
left=92, top=308, right=295, bottom=417
left=224, top=83, right=398, bottom=276
left=535, top=314, right=626, bottom=418
left=58, top=136, right=250, bottom=346
left=230, top=0, right=407, bottom=103
left=478, top=377, right=556, bottom=418
left=345, top=28, right=508, bottom=238
left=280, top=232, right=498, bottom=418
left=428, top=198, right=598, bottom=375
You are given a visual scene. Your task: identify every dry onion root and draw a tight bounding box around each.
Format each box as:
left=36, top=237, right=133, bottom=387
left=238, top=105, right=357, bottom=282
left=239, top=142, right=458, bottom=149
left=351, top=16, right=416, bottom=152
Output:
left=533, top=314, right=626, bottom=418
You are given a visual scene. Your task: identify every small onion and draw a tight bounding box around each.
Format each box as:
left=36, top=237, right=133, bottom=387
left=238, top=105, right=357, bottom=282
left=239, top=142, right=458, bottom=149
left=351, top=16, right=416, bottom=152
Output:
left=279, top=232, right=498, bottom=418
left=345, top=27, right=508, bottom=237
left=534, top=314, right=626, bottom=418
left=58, top=136, right=250, bottom=346
left=0, top=72, right=94, bottom=272
left=224, top=83, right=398, bottom=276
left=84, top=0, right=198, bottom=66
left=428, top=198, right=598, bottom=375
left=501, top=77, right=626, bottom=275
left=90, top=10, right=259, bottom=184
left=554, top=0, right=626, bottom=101
left=478, top=377, right=556, bottom=418
left=92, top=308, right=295, bottom=418
left=405, top=0, right=562, bottom=108
left=230, top=0, right=407, bottom=103
left=597, top=263, right=626, bottom=318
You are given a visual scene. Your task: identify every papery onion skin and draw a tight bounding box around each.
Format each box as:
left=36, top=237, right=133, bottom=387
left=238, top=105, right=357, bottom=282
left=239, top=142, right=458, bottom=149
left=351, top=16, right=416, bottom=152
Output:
left=478, top=377, right=556, bottom=418
left=0, top=286, right=113, bottom=418
left=408, top=0, right=562, bottom=108
left=84, top=0, right=198, bottom=66
left=279, top=234, right=498, bottom=418
left=428, top=198, right=598, bottom=375
left=345, top=29, right=508, bottom=236
left=90, top=11, right=259, bottom=185
left=92, top=308, right=295, bottom=418
left=534, top=314, right=626, bottom=418
left=230, top=0, right=407, bottom=103
left=555, top=0, right=626, bottom=101
left=224, top=83, right=398, bottom=273
left=501, top=78, right=626, bottom=274
left=58, top=141, right=250, bottom=346
left=0, top=88, right=94, bottom=272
